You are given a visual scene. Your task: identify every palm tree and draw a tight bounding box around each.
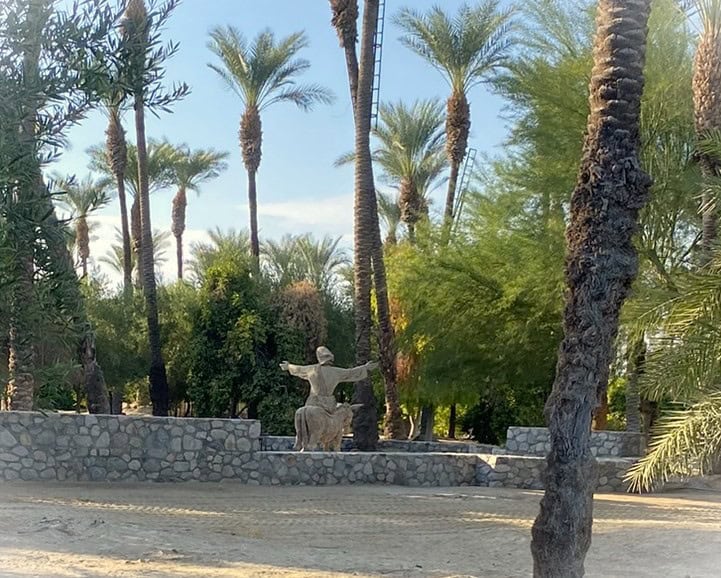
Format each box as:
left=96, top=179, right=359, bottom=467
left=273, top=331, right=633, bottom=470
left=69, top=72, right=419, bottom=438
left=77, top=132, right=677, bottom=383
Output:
left=89, top=139, right=177, bottom=284
left=169, top=145, right=229, bottom=280
left=396, top=1, right=513, bottom=226
left=331, top=0, right=405, bottom=443
left=337, top=99, right=447, bottom=240
left=121, top=0, right=170, bottom=416
left=56, top=175, right=112, bottom=278
left=208, top=27, right=334, bottom=262
left=377, top=191, right=402, bottom=245
left=530, top=1, right=653, bottom=576
left=188, top=227, right=251, bottom=284
left=690, top=0, right=721, bottom=260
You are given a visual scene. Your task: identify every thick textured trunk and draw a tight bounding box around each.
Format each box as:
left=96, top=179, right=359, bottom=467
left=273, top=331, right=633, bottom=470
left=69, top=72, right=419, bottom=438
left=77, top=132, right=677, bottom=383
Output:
left=131, top=196, right=142, bottom=286
left=444, top=91, right=470, bottom=225
left=134, top=96, right=170, bottom=416
left=330, top=0, right=359, bottom=106
left=693, top=24, right=721, bottom=261
left=625, top=336, right=645, bottom=434
left=530, top=2, right=652, bottom=576
left=106, top=107, right=132, bottom=293
left=419, top=405, right=434, bottom=441
left=448, top=403, right=457, bottom=439
left=240, top=107, right=262, bottom=262
left=171, top=186, right=187, bottom=280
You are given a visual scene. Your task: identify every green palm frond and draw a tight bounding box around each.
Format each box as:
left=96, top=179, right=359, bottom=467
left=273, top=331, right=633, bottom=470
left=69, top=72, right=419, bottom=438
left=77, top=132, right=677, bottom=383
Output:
left=207, top=27, right=334, bottom=111
left=395, top=1, right=514, bottom=92
left=53, top=174, right=113, bottom=218
left=171, top=145, right=229, bottom=192
left=377, top=190, right=402, bottom=242
left=626, top=393, right=721, bottom=492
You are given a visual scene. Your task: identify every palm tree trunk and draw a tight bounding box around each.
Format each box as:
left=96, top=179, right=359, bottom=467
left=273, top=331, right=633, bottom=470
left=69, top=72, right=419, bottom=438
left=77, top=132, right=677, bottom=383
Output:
left=419, top=404, right=434, bottom=441
left=7, top=252, right=37, bottom=411
left=131, top=196, right=142, bottom=286
left=625, top=335, right=645, bottom=434
left=330, top=0, right=360, bottom=106
left=105, top=107, right=132, bottom=293
left=77, top=215, right=89, bottom=279
left=171, top=185, right=187, bottom=280
left=694, top=17, right=721, bottom=262
left=348, top=0, right=382, bottom=450
left=444, top=90, right=470, bottom=225
left=530, top=1, right=652, bottom=576
left=240, top=107, right=262, bottom=263
left=448, top=403, right=457, bottom=439
left=134, top=96, right=170, bottom=416
left=333, top=0, right=405, bottom=442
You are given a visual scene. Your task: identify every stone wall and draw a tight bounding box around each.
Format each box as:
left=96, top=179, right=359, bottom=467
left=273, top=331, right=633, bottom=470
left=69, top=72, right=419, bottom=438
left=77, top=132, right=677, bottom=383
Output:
left=0, top=411, right=260, bottom=482
left=476, top=454, right=633, bottom=493
left=257, top=451, right=479, bottom=486
left=261, top=435, right=497, bottom=454
left=505, top=426, right=644, bottom=458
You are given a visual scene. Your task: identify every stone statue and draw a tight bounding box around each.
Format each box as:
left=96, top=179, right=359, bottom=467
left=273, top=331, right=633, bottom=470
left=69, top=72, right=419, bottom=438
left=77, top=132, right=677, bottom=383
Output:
left=279, top=346, right=378, bottom=413
left=280, top=346, right=378, bottom=451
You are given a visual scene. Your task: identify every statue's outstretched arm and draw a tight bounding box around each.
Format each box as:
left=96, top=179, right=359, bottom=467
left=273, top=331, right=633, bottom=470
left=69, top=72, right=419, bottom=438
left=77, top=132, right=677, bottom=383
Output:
left=332, top=361, right=378, bottom=383
left=280, top=362, right=312, bottom=378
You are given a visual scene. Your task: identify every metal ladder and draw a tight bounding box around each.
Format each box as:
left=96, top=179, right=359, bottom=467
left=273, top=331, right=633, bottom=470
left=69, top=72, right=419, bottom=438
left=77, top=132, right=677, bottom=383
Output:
left=453, top=147, right=477, bottom=228
left=370, top=0, right=386, bottom=129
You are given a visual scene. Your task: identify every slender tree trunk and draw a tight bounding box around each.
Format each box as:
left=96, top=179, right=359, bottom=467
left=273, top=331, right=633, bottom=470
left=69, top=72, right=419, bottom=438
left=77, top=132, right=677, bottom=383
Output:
left=171, top=185, right=187, bottom=280
left=131, top=196, right=142, bottom=286
left=134, top=97, right=170, bottom=416
left=77, top=215, right=89, bottom=279
left=419, top=404, right=434, bottom=441
left=332, top=0, right=404, bottom=441
left=105, top=107, right=132, bottom=293
left=530, top=2, right=652, bottom=576
left=448, top=403, right=457, bottom=439
left=592, top=392, right=608, bottom=430
left=240, top=107, right=262, bottom=263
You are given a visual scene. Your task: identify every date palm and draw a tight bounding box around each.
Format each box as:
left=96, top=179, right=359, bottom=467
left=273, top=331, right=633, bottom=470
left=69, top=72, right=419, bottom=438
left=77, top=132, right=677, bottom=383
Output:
left=169, top=145, right=229, bottom=280
left=56, top=175, right=112, bottom=279
left=336, top=99, right=447, bottom=240
left=396, top=1, right=513, bottom=226
left=208, top=27, right=333, bottom=262
left=377, top=191, right=402, bottom=245
left=101, top=228, right=172, bottom=282
left=530, top=0, right=652, bottom=576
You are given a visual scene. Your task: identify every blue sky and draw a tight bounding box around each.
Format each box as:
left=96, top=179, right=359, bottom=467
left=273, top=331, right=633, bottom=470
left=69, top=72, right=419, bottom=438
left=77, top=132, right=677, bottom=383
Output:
left=55, top=0, right=510, bottom=282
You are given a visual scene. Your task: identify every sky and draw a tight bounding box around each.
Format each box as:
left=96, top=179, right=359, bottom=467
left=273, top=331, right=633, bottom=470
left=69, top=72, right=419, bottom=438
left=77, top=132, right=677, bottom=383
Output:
left=54, top=0, right=511, bottom=283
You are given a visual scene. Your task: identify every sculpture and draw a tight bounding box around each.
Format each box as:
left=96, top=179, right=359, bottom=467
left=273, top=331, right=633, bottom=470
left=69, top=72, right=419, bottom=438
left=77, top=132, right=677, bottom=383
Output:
left=294, top=402, right=362, bottom=451
left=280, top=346, right=378, bottom=451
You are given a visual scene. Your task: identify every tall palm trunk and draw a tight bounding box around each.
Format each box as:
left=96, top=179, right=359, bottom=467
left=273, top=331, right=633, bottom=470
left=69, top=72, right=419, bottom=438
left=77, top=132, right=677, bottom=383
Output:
left=530, top=1, right=652, bottom=576
left=105, top=106, right=132, bottom=293
left=349, top=0, right=381, bottom=450
left=171, top=185, right=187, bottom=279
left=135, top=98, right=169, bottom=416
left=125, top=0, right=169, bottom=416
left=240, top=106, right=262, bottom=262
left=331, top=0, right=405, bottom=441
left=131, top=196, right=142, bottom=286
left=694, top=14, right=721, bottom=261
left=7, top=253, right=37, bottom=411
left=444, top=90, right=470, bottom=224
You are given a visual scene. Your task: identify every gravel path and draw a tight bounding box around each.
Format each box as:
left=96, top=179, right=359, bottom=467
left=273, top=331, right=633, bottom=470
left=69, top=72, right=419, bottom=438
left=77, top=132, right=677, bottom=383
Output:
left=0, top=482, right=719, bottom=577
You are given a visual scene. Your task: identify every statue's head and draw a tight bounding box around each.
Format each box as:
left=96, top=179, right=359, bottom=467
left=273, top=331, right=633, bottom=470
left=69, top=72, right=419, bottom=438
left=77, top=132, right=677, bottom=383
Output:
left=316, top=346, right=334, bottom=365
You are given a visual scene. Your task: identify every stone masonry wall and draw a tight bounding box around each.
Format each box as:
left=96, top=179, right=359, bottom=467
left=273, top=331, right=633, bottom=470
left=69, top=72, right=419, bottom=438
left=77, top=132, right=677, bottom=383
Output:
left=261, top=435, right=497, bottom=454
left=0, top=411, right=260, bottom=482
left=505, top=426, right=644, bottom=458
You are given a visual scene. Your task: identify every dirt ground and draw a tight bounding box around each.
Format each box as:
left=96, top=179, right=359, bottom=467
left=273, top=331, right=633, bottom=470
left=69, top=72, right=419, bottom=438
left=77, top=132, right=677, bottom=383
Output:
left=0, top=482, right=719, bottom=578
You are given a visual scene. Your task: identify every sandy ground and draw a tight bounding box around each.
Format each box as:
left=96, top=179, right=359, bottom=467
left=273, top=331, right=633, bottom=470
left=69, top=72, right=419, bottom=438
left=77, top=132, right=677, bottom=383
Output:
left=0, top=483, right=720, bottom=578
